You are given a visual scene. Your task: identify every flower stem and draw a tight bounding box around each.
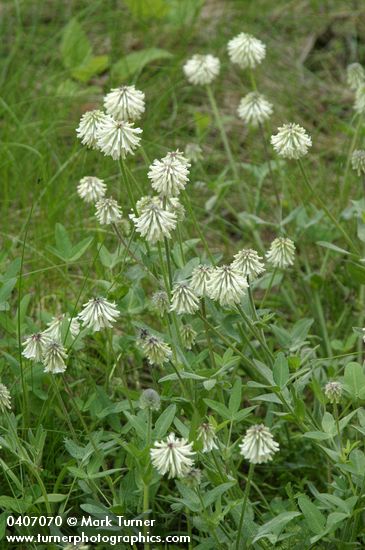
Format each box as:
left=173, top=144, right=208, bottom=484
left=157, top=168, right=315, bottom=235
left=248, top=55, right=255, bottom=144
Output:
left=206, top=84, right=239, bottom=182
left=297, top=159, right=359, bottom=254
left=236, top=463, right=255, bottom=550
left=143, top=409, right=152, bottom=550
left=119, top=158, right=137, bottom=215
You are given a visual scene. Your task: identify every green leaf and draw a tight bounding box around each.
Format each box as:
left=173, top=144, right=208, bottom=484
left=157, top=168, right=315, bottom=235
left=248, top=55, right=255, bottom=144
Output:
left=298, top=495, right=326, bottom=535
left=322, top=412, right=336, bottom=435
left=55, top=223, right=72, bottom=257
left=123, top=0, right=169, bottom=19
left=316, top=241, right=350, bottom=255
left=204, top=398, right=231, bottom=420
left=273, top=352, right=289, bottom=388
left=112, top=48, right=172, bottom=81
left=347, top=262, right=365, bottom=284
left=203, top=482, right=236, bottom=507
left=228, top=379, right=242, bottom=414
left=71, top=55, right=109, bottom=83
left=34, top=494, right=67, bottom=504
left=253, top=511, right=301, bottom=543
left=0, top=496, right=31, bottom=513
left=344, top=362, right=365, bottom=400
left=303, top=431, right=332, bottom=440
left=69, top=237, right=93, bottom=262
left=153, top=404, right=176, bottom=439
left=0, top=278, right=17, bottom=310
left=60, top=19, right=92, bottom=70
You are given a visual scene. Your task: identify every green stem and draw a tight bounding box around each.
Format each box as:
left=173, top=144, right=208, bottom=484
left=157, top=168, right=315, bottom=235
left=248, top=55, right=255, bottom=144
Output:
left=206, top=84, right=239, bottom=182
left=143, top=409, right=152, bottom=550
left=119, top=158, right=137, bottom=215
left=236, top=463, right=255, bottom=550
left=260, top=268, right=277, bottom=309
left=182, top=191, right=215, bottom=264
left=297, top=159, right=359, bottom=254
left=342, top=114, right=363, bottom=206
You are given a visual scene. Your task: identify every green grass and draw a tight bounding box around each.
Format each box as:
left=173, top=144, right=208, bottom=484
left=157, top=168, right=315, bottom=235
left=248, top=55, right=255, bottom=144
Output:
left=1, top=0, right=365, bottom=548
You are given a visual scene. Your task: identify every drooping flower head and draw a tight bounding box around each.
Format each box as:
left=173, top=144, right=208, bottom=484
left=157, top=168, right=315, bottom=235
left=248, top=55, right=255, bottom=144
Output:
left=197, top=421, right=218, bottom=453
left=237, top=92, right=273, bottom=126
left=150, top=433, right=195, bottom=478
left=190, top=265, right=213, bottom=297
left=103, top=85, right=145, bottom=121
left=141, top=335, right=172, bottom=366
left=42, top=341, right=68, bottom=374
left=227, top=32, right=266, bottom=69
left=170, top=282, right=200, bottom=315
left=139, top=388, right=161, bottom=411
left=266, top=237, right=295, bottom=269
left=42, top=314, right=65, bottom=341
left=183, top=54, right=220, bottom=85
left=148, top=150, right=190, bottom=197
left=325, top=381, right=342, bottom=404
left=151, top=291, right=169, bottom=316
left=181, top=324, right=197, bottom=350
left=76, top=110, right=108, bottom=149
left=185, top=143, right=203, bottom=163
left=354, top=85, right=365, bottom=114
left=231, top=249, right=265, bottom=279
left=22, top=332, right=51, bottom=362
left=0, top=383, right=11, bottom=412
left=96, top=116, right=142, bottom=160
left=239, top=424, right=279, bottom=464
left=271, top=123, right=312, bottom=159
left=207, top=265, right=248, bottom=307
left=78, top=297, right=120, bottom=332
left=352, top=150, right=365, bottom=176
left=77, top=177, right=106, bottom=203
left=95, top=197, right=122, bottom=225
left=130, top=196, right=177, bottom=243
left=347, top=63, right=365, bottom=91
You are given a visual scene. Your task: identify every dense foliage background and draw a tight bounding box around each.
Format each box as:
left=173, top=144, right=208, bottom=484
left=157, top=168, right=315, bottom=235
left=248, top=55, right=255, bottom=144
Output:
left=1, top=0, right=365, bottom=548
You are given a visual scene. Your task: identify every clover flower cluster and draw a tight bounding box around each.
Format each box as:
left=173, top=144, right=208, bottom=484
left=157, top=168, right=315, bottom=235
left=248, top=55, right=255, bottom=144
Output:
left=22, top=298, right=119, bottom=374
left=347, top=62, right=365, bottom=114
left=150, top=422, right=279, bottom=480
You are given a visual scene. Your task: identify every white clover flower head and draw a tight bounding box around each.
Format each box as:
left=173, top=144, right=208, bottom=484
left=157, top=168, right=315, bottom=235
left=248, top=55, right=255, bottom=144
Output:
left=354, top=84, right=365, bottom=115
left=76, top=110, right=108, bottom=149
left=148, top=150, right=191, bottom=197
left=185, top=143, right=203, bottom=163
left=139, top=388, right=161, bottom=411
left=141, top=335, right=172, bottom=366
left=183, top=54, right=221, bottom=85
left=130, top=197, right=177, bottom=243
left=42, top=314, right=65, bottom=341
left=22, top=332, right=51, bottom=362
left=271, top=123, right=312, bottom=159
left=170, top=282, right=200, bottom=315
left=96, top=115, right=142, bottom=160
left=190, top=265, right=213, bottom=297
left=64, top=545, right=89, bottom=550
left=95, top=196, right=122, bottom=225
left=150, top=432, right=195, bottom=479
left=0, top=383, right=11, bottom=412
left=42, top=341, right=68, bottom=374
left=207, top=265, right=248, bottom=307
left=103, top=85, right=145, bottom=121
left=78, top=297, right=120, bottom=332
left=266, top=237, right=295, bottom=269
left=184, top=467, right=202, bottom=487
left=181, top=324, right=197, bottom=350
left=351, top=150, right=365, bottom=176
left=231, top=248, right=265, bottom=279
left=237, top=92, right=273, bottom=126
left=227, top=32, right=266, bottom=69
left=197, top=421, right=218, bottom=453
left=347, top=63, right=365, bottom=91
left=151, top=291, right=170, bottom=316
left=239, top=424, right=279, bottom=464
left=325, top=381, right=343, bottom=404
left=77, top=176, right=107, bottom=203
